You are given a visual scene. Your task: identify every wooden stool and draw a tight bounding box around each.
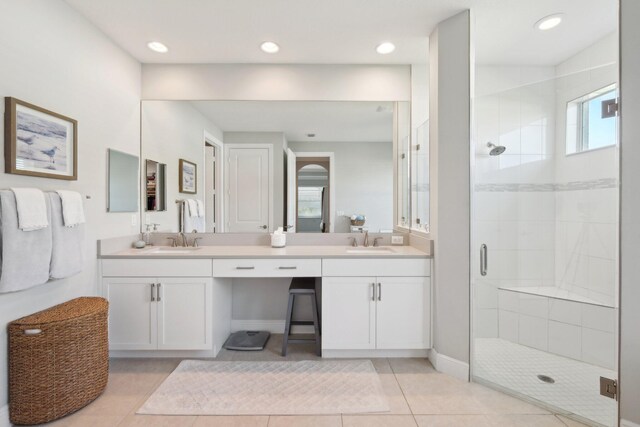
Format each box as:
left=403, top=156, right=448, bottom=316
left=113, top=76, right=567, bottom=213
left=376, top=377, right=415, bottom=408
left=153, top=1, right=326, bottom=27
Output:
left=282, top=278, right=321, bottom=356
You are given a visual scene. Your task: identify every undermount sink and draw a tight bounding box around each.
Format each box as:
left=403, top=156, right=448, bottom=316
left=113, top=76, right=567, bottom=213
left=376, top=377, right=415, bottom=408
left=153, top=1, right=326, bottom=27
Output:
left=148, top=246, right=203, bottom=254
left=345, top=247, right=395, bottom=254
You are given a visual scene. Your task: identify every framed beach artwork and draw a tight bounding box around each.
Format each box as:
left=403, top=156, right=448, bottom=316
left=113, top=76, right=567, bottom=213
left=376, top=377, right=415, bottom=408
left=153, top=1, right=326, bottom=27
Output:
left=4, top=97, right=78, bottom=180
left=179, top=159, right=197, bottom=194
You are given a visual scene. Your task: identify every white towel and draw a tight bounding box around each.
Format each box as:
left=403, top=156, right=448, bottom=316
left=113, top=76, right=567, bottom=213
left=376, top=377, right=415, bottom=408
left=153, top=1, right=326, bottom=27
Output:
left=182, top=201, right=205, bottom=233
left=55, top=190, right=85, bottom=227
left=196, top=199, right=205, bottom=217
left=10, top=188, right=48, bottom=231
left=0, top=191, right=52, bottom=293
left=186, top=199, right=198, bottom=217
left=49, top=193, right=84, bottom=279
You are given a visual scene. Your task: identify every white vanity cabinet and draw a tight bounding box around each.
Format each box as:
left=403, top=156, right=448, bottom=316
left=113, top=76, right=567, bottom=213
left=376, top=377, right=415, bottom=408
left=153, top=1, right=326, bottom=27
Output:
left=321, top=259, right=431, bottom=353
left=101, top=259, right=214, bottom=351
left=104, top=277, right=213, bottom=350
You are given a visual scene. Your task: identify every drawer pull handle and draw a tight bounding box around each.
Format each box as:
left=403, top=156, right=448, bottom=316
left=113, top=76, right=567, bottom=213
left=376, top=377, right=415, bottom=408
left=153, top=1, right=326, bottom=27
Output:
left=278, top=266, right=297, bottom=270
left=236, top=266, right=255, bottom=270
left=24, top=329, right=42, bottom=336
left=157, top=283, right=162, bottom=302
left=151, top=283, right=156, bottom=302
left=371, top=283, right=376, bottom=301
left=378, top=283, right=382, bottom=301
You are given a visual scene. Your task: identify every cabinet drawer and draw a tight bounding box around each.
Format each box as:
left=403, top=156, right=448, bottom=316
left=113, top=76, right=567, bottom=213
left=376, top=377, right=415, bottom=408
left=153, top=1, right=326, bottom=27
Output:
left=212, top=258, right=321, bottom=277
left=102, top=259, right=213, bottom=277
left=322, top=258, right=430, bottom=277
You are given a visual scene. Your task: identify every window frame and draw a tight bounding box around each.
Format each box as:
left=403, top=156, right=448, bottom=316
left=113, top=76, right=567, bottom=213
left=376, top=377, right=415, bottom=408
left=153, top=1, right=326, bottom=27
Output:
left=566, top=84, right=617, bottom=155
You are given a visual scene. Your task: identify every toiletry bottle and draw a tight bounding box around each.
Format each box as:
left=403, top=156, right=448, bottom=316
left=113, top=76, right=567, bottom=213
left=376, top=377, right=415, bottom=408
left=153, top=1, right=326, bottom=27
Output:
left=143, top=224, right=151, bottom=245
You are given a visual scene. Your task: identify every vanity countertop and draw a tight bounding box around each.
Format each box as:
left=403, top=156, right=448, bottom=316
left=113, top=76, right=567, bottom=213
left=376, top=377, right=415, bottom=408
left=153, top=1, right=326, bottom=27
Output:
left=100, top=245, right=430, bottom=259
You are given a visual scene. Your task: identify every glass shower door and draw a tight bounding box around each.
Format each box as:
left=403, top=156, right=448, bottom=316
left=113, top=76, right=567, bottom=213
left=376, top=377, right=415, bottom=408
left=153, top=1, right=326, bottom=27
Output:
left=471, top=67, right=619, bottom=426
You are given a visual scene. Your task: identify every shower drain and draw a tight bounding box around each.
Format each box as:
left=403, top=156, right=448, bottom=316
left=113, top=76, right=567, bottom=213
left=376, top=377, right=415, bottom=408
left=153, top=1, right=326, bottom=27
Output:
left=537, top=374, right=555, bottom=384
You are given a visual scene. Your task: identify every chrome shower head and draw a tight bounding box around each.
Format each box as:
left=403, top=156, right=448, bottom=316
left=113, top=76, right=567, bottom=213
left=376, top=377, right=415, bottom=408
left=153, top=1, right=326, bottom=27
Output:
left=487, top=142, right=506, bottom=156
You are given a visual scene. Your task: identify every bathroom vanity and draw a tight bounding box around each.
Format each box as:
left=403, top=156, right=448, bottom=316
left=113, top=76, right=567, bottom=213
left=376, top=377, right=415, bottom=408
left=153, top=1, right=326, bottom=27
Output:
left=99, top=244, right=432, bottom=358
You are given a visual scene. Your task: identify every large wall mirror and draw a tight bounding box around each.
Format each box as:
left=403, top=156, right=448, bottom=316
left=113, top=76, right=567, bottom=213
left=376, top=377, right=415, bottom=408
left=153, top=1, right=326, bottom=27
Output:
left=140, top=100, right=412, bottom=234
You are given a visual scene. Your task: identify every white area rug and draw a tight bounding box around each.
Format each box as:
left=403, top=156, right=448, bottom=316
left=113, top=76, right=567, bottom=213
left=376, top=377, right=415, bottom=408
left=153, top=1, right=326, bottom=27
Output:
left=137, top=359, right=390, bottom=415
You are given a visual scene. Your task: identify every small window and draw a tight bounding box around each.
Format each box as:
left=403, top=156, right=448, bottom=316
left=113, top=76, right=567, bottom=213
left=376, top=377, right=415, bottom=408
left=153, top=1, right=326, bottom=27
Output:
left=566, top=84, right=618, bottom=154
left=297, top=187, right=323, bottom=218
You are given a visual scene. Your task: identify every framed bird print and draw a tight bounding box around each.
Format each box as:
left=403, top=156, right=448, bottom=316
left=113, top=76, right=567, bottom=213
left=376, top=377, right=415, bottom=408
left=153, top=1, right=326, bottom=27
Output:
left=4, top=97, right=78, bottom=180
left=179, top=159, right=197, bottom=194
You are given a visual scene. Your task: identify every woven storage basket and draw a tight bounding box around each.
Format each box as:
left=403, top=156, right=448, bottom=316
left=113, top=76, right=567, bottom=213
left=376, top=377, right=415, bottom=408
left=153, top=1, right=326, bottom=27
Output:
left=8, top=297, right=109, bottom=425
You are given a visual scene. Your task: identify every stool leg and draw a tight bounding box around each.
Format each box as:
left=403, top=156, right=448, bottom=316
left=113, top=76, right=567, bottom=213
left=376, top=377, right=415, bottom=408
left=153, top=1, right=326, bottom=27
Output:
left=310, top=293, right=321, bottom=357
left=282, top=293, right=295, bottom=357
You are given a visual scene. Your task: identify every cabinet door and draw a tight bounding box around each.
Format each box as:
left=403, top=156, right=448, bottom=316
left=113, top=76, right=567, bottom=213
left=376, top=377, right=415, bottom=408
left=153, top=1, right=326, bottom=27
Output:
left=376, top=277, right=430, bottom=349
left=322, top=277, right=376, bottom=350
left=157, top=278, right=213, bottom=350
left=104, top=278, right=157, bottom=350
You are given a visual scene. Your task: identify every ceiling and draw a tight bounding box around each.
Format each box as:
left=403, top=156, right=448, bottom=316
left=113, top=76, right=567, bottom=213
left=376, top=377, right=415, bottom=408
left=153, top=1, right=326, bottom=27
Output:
left=64, top=0, right=616, bottom=66
left=188, top=101, right=394, bottom=143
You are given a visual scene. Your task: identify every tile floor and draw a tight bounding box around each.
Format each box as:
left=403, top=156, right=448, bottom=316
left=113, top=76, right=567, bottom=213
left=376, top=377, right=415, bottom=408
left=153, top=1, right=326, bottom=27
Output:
left=474, top=338, right=616, bottom=427
left=44, top=335, right=590, bottom=427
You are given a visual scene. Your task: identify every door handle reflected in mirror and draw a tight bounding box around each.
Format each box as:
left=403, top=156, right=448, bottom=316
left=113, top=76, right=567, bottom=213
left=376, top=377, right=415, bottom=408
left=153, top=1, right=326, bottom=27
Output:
left=258, top=225, right=267, bottom=229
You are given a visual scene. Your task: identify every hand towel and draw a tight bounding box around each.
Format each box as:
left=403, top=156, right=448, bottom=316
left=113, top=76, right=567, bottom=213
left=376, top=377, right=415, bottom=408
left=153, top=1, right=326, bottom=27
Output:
left=10, top=188, right=48, bottom=231
left=55, top=190, right=86, bottom=227
left=182, top=201, right=205, bottom=233
left=49, top=193, right=84, bottom=279
left=196, top=199, right=205, bottom=217
left=186, top=199, right=198, bottom=217
left=0, top=190, right=52, bottom=293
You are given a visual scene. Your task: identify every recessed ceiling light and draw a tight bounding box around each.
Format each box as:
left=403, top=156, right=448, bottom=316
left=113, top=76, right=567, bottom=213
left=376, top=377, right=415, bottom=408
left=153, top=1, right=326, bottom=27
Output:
left=535, top=14, right=564, bottom=31
left=260, top=41, right=280, bottom=53
left=147, top=41, right=168, bottom=53
left=376, top=42, right=395, bottom=55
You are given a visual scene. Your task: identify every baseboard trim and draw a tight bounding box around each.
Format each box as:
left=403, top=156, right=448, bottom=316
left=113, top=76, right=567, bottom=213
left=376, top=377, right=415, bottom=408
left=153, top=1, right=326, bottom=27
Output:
left=231, top=319, right=314, bottom=334
left=622, top=419, right=640, bottom=427
left=0, top=404, right=10, bottom=427
left=322, top=349, right=428, bottom=358
left=428, top=348, right=469, bottom=381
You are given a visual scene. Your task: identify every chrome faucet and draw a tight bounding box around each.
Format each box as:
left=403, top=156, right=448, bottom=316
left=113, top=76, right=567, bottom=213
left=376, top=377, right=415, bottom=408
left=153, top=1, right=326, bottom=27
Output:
left=349, top=236, right=358, bottom=247
left=178, top=232, right=186, bottom=247
left=363, top=230, right=369, bottom=247
left=373, top=237, right=383, bottom=247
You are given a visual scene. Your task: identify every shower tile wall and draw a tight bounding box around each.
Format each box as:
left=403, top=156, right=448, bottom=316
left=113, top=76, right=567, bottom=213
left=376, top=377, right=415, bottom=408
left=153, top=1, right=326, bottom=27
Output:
left=553, top=33, right=618, bottom=308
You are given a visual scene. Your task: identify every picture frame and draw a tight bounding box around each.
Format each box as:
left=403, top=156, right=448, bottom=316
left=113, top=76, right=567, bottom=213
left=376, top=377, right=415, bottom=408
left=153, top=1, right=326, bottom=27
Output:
left=179, top=158, right=197, bottom=194
left=4, top=97, right=78, bottom=180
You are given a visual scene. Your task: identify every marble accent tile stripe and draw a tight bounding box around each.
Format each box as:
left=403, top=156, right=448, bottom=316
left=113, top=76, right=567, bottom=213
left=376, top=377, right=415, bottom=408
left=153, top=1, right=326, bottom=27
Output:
left=475, top=178, right=618, bottom=192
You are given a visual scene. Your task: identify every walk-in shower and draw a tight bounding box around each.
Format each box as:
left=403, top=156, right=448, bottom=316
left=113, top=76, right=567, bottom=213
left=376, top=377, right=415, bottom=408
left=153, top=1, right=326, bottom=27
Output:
left=471, top=4, right=619, bottom=425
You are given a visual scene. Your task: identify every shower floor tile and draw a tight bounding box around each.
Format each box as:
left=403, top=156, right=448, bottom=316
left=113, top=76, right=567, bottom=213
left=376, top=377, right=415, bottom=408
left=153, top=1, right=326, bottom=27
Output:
left=473, top=338, right=616, bottom=427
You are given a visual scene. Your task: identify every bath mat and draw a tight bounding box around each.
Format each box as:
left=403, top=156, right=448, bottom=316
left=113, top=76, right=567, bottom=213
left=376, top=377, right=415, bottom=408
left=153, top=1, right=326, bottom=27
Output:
left=137, top=359, right=389, bottom=415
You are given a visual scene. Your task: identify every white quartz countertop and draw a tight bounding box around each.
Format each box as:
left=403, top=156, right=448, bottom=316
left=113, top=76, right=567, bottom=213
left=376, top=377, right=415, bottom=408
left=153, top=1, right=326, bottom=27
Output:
left=101, top=245, right=430, bottom=259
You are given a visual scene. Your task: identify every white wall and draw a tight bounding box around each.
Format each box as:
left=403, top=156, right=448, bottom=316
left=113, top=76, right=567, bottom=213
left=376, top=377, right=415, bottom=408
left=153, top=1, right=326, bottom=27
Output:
left=223, top=132, right=288, bottom=230
left=429, top=10, right=471, bottom=367
left=289, top=141, right=394, bottom=233
left=141, top=101, right=223, bottom=232
left=142, top=64, right=411, bottom=101
left=619, top=1, right=640, bottom=424
left=0, top=0, right=141, bottom=417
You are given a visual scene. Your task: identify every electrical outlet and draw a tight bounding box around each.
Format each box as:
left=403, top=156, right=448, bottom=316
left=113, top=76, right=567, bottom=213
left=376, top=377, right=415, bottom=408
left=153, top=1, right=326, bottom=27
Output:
left=391, top=235, right=404, bottom=245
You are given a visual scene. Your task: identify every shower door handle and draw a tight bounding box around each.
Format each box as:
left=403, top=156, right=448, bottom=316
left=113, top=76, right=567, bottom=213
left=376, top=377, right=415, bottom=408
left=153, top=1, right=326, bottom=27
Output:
left=480, top=244, right=488, bottom=276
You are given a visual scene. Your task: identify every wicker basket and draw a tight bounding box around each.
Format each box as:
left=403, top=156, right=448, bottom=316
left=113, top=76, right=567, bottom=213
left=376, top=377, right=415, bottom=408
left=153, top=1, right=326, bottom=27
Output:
left=350, top=219, right=365, bottom=226
left=8, top=297, right=109, bottom=425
